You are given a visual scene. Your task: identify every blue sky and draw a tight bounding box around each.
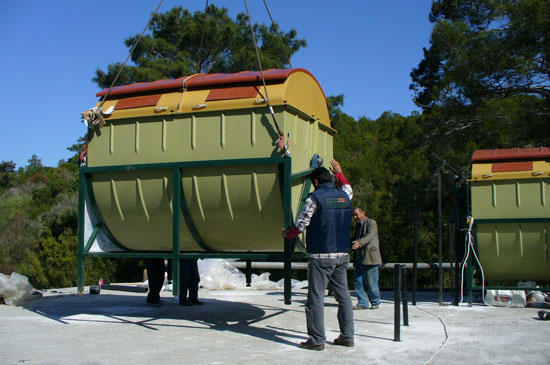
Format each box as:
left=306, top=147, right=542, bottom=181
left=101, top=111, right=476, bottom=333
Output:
left=0, top=0, right=433, bottom=168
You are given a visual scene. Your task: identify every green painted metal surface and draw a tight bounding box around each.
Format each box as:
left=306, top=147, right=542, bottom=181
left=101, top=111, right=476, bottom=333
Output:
left=77, top=69, right=332, bottom=299
left=471, top=178, right=550, bottom=282
left=471, top=179, right=550, bottom=219
left=85, top=107, right=332, bottom=252
left=77, top=158, right=307, bottom=294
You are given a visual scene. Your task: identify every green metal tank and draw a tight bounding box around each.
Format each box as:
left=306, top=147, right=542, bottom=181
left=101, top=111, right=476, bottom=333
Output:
left=82, top=68, right=335, bottom=253
left=470, top=148, right=550, bottom=281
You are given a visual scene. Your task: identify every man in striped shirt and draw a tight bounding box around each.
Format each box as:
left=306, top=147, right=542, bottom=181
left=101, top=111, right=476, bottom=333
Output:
left=282, top=159, right=354, bottom=350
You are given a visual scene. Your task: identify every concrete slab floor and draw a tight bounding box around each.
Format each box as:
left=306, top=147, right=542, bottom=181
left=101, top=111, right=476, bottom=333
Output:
left=1, top=288, right=548, bottom=364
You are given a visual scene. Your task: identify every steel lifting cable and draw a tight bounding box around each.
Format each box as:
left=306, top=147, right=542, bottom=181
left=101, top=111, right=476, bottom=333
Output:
left=176, top=73, right=201, bottom=111
left=197, top=0, right=210, bottom=73
left=98, top=0, right=165, bottom=110
left=243, top=0, right=289, bottom=154
left=262, top=0, right=292, bottom=69
left=80, top=0, right=164, bottom=166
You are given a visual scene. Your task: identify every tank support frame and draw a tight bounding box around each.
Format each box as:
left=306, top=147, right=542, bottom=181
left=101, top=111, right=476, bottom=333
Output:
left=77, top=156, right=310, bottom=304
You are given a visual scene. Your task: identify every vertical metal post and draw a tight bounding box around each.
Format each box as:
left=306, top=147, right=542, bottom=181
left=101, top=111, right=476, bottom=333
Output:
left=449, top=224, right=456, bottom=305
left=454, top=195, right=462, bottom=307
left=401, top=265, right=409, bottom=326
left=281, top=158, right=293, bottom=305
left=77, top=169, right=86, bottom=295
left=394, top=264, right=401, bottom=341
left=172, top=167, right=182, bottom=298
left=466, top=180, right=473, bottom=305
left=246, top=259, right=252, bottom=287
left=467, top=243, right=474, bottom=305
left=412, top=195, right=418, bottom=305
left=437, top=167, right=443, bottom=306
left=449, top=223, right=454, bottom=299
left=465, top=181, right=471, bottom=216
left=452, top=179, right=460, bottom=306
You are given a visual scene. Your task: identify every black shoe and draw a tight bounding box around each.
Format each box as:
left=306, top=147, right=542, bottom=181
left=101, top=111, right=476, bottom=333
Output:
left=189, top=299, right=204, bottom=305
left=299, top=339, right=324, bottom=351
left=333, top=336, right=354, bottom=347
left=179, top=300, right=193, bottom=306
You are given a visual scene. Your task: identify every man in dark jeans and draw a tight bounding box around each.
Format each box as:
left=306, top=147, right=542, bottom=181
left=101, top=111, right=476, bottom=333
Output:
left=351, top=207, right=382, bottom=310
left=282, top=159, right=354, bottom=350
left=179, top=258, right=204, bottom=306
left=144, top=258, right=165, bottom=307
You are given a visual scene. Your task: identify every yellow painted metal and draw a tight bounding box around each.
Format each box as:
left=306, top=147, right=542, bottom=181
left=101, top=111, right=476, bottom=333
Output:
left=471, top=160, right=550, bottom=181
left=95, top=71, right=331, bottom=127
left=87, top=70, right=334, bottom=252
left=471, top=153, right=550, bottom=281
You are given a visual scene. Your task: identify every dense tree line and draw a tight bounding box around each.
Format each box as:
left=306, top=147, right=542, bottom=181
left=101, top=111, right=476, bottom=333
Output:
left=1, top=1, right=548, bottom=289
left=0, top=156, right=141, bottom=288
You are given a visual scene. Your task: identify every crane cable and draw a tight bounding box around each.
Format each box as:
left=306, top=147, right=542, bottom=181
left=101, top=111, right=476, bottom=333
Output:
left=243, top=0, right=290, bottom=156
left=197, top=0, right=209, bottom=73
left=98, top=0, right=164, bottom=110
left=80, top=0, right=164, bottom=165
left=262, top=0, right=293, bottom=69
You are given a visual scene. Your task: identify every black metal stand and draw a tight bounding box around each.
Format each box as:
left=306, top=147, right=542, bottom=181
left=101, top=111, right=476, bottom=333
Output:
left=245, top=259, right=252, bottom=287
left=394, top=264, right=401, bottom=341
left=412, top=196, right=418, bottom=306
left=401, top=266, right=409, bottom=326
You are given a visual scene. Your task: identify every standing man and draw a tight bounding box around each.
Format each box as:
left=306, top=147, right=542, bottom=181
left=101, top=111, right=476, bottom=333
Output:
left=351, top=207, right=382, bottom=310
left=178, top=258, right=204, bottom=306
left=144, top=258, right=166, bottom=307
left=282, top=159, right=354, bottom=350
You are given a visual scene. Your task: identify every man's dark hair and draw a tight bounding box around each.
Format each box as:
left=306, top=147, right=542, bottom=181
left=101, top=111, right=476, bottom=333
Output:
left=309, top=167, right=332, bottom=185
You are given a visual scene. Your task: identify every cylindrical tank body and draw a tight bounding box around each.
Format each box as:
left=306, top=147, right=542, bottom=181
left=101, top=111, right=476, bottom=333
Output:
left=470, top=148, right=550, bottom=281
left=86, top=69, right=335, bottom=252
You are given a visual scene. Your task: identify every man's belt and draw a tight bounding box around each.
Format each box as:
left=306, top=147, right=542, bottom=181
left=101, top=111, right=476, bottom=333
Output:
left=309, top=252, right=349, bottom=259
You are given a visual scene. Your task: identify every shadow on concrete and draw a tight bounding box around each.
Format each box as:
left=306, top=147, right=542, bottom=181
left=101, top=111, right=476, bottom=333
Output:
left=21, top=292, right=304, bottom=347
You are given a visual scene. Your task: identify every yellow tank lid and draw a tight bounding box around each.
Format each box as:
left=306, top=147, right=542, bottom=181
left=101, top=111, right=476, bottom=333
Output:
left=95, top=68, right=331, bottom=127
left=471, top=147, right=550, bottom=181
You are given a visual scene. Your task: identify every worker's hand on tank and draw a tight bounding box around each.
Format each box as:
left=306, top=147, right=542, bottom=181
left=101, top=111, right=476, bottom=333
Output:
left=330, top=159, right=342, bottom=174
left=351, top=241, right=360, bottom=250
left=281, top=228, right=290, bottom=238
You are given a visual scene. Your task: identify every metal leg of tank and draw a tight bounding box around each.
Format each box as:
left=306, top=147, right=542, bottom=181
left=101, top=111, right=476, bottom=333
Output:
left=172, top=167, right=182, bottom=298
left=283, top=238, right=295, bottom=305
left=77, top=170, right=106, bottom=295
left=281, top=158, right=293, bottom=305
left=171, top=258, right=180, bottom=298
left=281, top=157, right=318, bottom=304
left=245, top=260, right=252, bottom=287
left=77, top=169, right=85, bottom=295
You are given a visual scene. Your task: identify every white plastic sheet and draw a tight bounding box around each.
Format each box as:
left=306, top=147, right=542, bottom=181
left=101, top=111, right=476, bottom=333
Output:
left=198, top=259, right=247, bottom=289
left=197, top=259, right=307, bottom=290
left=0, top=272, right=34, bottom=306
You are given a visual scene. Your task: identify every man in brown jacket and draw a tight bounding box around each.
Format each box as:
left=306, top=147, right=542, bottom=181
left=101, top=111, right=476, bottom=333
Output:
left=351, top=207, right=382, bottom=310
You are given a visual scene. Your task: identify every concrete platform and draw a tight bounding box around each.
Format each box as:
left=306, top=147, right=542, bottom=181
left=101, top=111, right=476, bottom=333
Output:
left=1, top=287, right=548, bottom=364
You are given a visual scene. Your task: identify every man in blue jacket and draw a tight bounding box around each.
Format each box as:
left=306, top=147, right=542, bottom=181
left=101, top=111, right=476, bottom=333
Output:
left=282, top=159, right=354, bottom=350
